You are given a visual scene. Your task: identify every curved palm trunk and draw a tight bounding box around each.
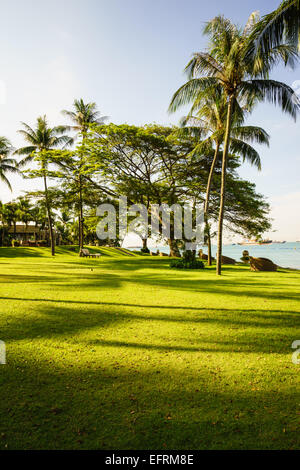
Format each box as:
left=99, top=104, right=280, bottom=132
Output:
left=204, top=142, right=220, bottom=266
left=216, top=96, right=234, bottom=276
left=43, top=173, right=55, bottom=256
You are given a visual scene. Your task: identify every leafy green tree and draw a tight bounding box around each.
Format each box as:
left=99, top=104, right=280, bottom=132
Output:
left=85, top=123, right=195, bottom=256
left=15, top=116, right=72, bottom=256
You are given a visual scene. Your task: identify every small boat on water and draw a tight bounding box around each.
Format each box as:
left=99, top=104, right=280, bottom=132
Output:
left=238, top=239, right=273, bottom=246
left=272, top=241, right=286, bottom=244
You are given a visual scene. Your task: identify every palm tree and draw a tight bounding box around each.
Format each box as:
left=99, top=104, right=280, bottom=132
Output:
left=169, top=14, right=298, bottom=274
left=0, top=137, right=19, bottom=191
left=16, top=197, right=32, bottom=233
left=15, top=116, right=72, bottom=256
left=177, top=88, right=269, bottom=265
left=3, top=201, right=18, bottom=241
left=62, top=99, right=108, bottom=251
left=30, top=203, right=48, bottom=242
left=0, top=201, right=6, bottom=246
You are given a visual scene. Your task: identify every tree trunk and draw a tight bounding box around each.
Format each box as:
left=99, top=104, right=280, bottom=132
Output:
left=43, top=174, right=55, bottom=256
left=78, top=175, right=84, bottom=253
left=168, top=238, right=180, bottom=257
left=204, top=142, right=220, bottom=266
left=216, top=96, right=234, bottom=275
left=142, top=238, right=148, bottom=250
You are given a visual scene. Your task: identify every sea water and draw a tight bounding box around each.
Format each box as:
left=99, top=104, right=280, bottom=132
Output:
left=131, top=242, right=300, bottom=269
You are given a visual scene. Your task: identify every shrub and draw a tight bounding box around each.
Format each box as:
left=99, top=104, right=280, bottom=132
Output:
left=37, top=240, right=47, bottom=247
left=12, top=239, right=20, bottom=247
left=132, top=250, right=150, bottom=256
left=170, top=250, right=205, bottom=270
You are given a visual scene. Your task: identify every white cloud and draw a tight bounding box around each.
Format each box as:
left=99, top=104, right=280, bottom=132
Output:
left=265, top=191, right=300, bottom=241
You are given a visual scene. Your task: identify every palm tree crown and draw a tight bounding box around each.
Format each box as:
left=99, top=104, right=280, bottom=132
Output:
left=170, top=14, right=298, bottom=120
left=62, top=98, right=108, bottom=135
left=179, top=85, right=269, bottom=170
left=15, top=115, right=73, bottom=165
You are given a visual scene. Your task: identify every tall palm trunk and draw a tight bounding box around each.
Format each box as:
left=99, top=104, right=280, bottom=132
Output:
left=1, top=222, right=4, bottom=246
left=78, top=135, right=86, bottom=253
left=13, top=221, right=17, bottom=239
left=43, top=173, right=55, bottom=256
left=216, top=96, right=234, bottom=275
left=78, top=174, right=84, bottom=251
left=204, top=141, right=220, bottom=266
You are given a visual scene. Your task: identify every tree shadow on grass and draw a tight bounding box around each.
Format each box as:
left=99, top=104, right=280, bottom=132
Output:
left=1, top=295, right=299, bottom=323
left=0, top=274, right=62, bottom=284
left=121, top=272, right=300, bottom=302
left=1, top=301, right=298, bottom=354
left=0, top=248, right=46, bottom=258
left=0, top=356, right=298, bottom=450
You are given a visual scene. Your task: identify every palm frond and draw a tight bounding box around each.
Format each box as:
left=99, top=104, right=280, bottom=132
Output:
left=230, top=138, right=262, bottom=170
left=169, top=77, right=218, bottom=113
left=0, top=172, right=13, bottom=191
left=250, top=0, right=300, bottom=54
left=14, top=146, right=37, bottom=156
left=185, top=53, right=225, bottom=80
left=231, top=126, right=270, bottom=146
left=240, top=79, right=299, bottom=120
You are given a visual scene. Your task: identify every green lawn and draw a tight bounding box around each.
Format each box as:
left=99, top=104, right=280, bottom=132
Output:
left=0, top=246, right=299, bottom=450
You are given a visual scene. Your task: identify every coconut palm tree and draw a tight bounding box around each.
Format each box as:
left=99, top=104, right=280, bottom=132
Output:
left=0, top=137, right=19, bottom=191
left=30, top=203, right=48, bottom=242
left=3, top=201, right=18, bottom=241
left=16, top=197, right=32, bottom=233
left=169, top=13, right=298, bottom=274
left=15, top=116, right=72, bottom=256
left=62, top=99, right=108, bottom=251
left=177, top=86, right=269, bottom=265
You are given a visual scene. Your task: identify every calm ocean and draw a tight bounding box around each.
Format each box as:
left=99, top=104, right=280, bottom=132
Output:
left=136, top=242, right=300, bottom=269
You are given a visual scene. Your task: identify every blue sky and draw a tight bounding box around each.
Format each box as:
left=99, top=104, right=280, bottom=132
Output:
left=0, top=0, right=299, bottom=240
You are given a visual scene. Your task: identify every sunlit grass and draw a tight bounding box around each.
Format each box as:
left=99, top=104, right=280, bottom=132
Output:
left=0, top=247, right=299, bottom=449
